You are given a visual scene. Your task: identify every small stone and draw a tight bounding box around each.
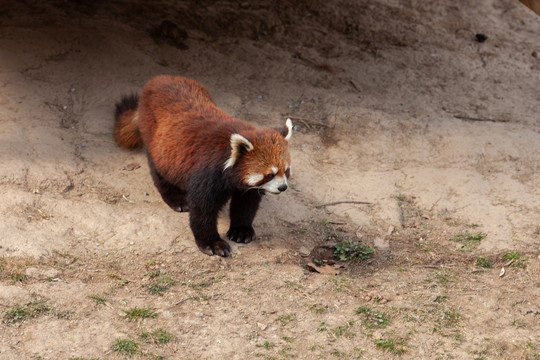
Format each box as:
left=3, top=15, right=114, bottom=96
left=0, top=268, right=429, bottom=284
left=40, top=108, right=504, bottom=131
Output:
left=129, top=241, right=134, bottom=246
left=312, top=97, right=319, bottom=102
left=62, top=105, right=68, bottom=110
left=293, top=125, right=300, bottom=131
left=96, top=243, right=100, bottom=247
left=288, top=105, right=293, bottom=108
left=257, top=322, right=267, bottom=331
left=70, top=88, right=75, bottom=92
left=81, top=143, right=86, bottom=147
left=475, top=33, right=488, bottom=43
left=295, top=187, right=301, bottom=192
left=105, top=252, right=109, bottom=256
left=195, top=313, right=204, bottom=318
left=144, top=192, right=149, bottom=196
left=298, top=246, right=310, bottom=256
left=257, top=95, right=262, bottom=99
left=301, top=144, right=306, bottom=148
left=316, top=145, right=321, bottom=150
left=300, top=100, right=304, bottom=104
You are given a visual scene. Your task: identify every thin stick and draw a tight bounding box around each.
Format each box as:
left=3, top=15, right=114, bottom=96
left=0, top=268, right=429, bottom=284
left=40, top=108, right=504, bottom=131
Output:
left=316, top=200, right=372, bottom=208
left=286, top=116, right=328, bottom=128
left=454, top=115, right=509, bottom=123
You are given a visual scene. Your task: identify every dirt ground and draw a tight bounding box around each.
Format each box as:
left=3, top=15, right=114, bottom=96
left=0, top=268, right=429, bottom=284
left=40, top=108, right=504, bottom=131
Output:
left=1, top=0, right=540, bottom=359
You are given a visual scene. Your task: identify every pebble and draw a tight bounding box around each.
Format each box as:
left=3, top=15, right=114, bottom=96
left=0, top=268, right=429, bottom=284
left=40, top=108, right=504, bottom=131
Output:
left=195, top=313, right=204, bottom=318
left=105, top=252, right=109, bottom=256
left=129, top=241, right=134, bottom=246
left=312, top=97, right=319, bottom=102
left=96, top=243, right=100, bottom=247
left=62, top=105, right=68, bottom=110
left=257, top=95, right=263, bottom=99
left=316, top=145, right=321, bottom=150
left=81, top=143, right=86, bottom=147
left=301, top=144, right=306, bottom=148
left=70, top=88, right=75, bottom=92
left=295, top=187, right=302, bottom=192
left=144, top=192, right=149, bottom=196
left=293, top=125, right=300, bottom=131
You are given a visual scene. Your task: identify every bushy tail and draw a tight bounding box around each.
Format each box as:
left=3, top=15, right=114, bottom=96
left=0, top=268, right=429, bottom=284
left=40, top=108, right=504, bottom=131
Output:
left=114, top=94, right=143, bottom=149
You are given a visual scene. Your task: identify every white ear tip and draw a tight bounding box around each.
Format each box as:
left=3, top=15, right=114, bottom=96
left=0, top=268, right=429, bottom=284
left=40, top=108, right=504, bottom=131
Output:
left=284, top=118, right=293, bottom=141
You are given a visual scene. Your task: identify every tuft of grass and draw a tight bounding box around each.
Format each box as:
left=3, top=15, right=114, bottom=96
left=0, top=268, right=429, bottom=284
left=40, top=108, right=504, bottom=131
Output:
left=9, top=272, right=28, bottom=283
left=374, top=337, right=407, bottom=355
left=140, top=328, right=173, bottom=344
left=451, top=232, right=486, bottom=252
left=309, top=304, right=327, bottom=314
left=355, top=306, right=390, bottom=328
left=3, top=298, right=51, bottom=323
left=503, top=251, right=526, bottom=267
left=112, top=338, right=139, bottom=357
left=147, top=275, right=176, bottom=295
left=276, top=313, right=296, bottom=327
left=476, top=257, right=493, bottom=268
left=255, top=340, right=273, bottom=350
left=332, top=321, right=355, bottom=338
left=89, top=294, right=106, bottom=305
left=334, top=239, right=373, bottom=262
left=122, top=307, right=158, bottom=321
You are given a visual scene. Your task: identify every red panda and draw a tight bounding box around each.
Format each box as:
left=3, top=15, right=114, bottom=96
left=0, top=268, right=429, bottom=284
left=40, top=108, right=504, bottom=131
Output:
left=114, top=76, right=292, bottom=257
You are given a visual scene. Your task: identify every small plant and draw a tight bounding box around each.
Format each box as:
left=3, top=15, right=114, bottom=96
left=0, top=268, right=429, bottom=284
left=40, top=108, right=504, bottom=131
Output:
left=332, top=321, right=355, bottom=338
left=140, top=328, right=173, bottom=344
left=476, top=257, right=493, bottom=268
left=374, top=337, right=407, bottom=355
left=112, top=338, right=139, bottom=357
left=334, top=239, right=373, bottom=262
left=503, top=251, right=526, bottom=267
left=147, top=275, right=176, bottom=295
left=3, top=298, right=51, bottom=323
left=122, top=307, right=158, bottom=321
left=9, top=272, right=27, bottom=283
left=89, top=294, right=106, bottom=305
left=255, top=340, right=273, bottom=350
left=309, top=304, right=327, bottom=313
left=451, top=232, right=486, bottom=252
left=276, top=313, right=296, bottom=327
left=355, top=306, right=390, bottom=329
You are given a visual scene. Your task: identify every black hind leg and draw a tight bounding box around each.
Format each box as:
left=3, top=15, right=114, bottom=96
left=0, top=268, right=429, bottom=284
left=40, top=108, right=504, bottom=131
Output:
left=147, top=156, right=188, bottom=212
left=227, top=189, right=262, bottom=243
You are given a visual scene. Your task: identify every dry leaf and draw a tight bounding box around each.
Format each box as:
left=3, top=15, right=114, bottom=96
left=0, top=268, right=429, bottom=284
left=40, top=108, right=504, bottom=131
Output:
left=499, top=267, right=505, bottom=277
left=306, top=262, right=340, bottom=275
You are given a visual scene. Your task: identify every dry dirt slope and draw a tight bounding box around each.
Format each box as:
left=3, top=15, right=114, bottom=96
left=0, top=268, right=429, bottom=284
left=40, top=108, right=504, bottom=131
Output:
left=1, top=0, right=540, bottom=359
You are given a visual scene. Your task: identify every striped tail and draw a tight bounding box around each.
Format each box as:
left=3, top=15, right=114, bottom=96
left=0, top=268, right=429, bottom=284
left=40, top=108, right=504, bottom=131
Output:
left=114, top=94, right=143, bottom=149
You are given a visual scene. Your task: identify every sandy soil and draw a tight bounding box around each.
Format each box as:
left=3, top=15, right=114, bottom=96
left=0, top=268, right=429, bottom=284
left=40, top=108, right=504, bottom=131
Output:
left=1, top=0, right=540, bottom=359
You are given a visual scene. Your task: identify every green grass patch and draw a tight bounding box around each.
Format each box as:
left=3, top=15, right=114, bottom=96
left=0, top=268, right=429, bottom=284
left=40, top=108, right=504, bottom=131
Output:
left=89, top=294, right=106, bottom=305
left=332, top=321, right=355, bottom=338
left=112, top=338, right=139, bottom=357
left=476, top=257, right=493, bottom=268
left=355, top=306, right=390, bottom=328
left=147, top=275, right=176, bottom=295
left=122, top=307, right=158, bottom=321
left=276, top=313, right=296, bottom=327
left=140, top=328, right=173, bottom=344
left=451, top=232, right=486, bottom=252
left=503, top=251, right=526, bottom=267
left=3, top=298, right=51, bottom=323
left=374, top=337, right=407, bottom=355
left=334, top=239, right=373, bottom=262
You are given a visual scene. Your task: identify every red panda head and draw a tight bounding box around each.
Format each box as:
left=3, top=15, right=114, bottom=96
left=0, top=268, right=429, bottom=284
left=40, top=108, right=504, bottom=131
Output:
left=224, top=118, right=292, bottom=194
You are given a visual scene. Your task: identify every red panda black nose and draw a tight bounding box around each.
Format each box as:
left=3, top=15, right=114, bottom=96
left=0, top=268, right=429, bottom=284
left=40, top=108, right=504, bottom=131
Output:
left=278, top=184, right=288, bottom=192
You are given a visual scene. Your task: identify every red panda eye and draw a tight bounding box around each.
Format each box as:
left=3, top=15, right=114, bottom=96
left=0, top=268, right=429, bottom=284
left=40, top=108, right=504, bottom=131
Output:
left=266, top=173, right=275, bottom=180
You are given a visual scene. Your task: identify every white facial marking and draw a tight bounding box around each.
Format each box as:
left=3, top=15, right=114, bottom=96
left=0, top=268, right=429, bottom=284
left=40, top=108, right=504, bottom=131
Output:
left=246, top=174, right=263, bottom=186
left=271, top=166, right=278, bottom=174
left=261, top=176, right=288, bottom=194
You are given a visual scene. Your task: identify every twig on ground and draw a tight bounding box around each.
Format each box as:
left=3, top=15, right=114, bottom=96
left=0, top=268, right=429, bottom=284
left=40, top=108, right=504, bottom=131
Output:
left=454, top=115, right=509, bottom=123
left=287, top=116, right=328, bottom=129
left=316, top=200, right=372, bottom=208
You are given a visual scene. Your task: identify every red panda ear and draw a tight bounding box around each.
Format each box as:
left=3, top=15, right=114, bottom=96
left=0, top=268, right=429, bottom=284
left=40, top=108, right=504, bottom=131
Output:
left=224, top=134, right=254, bottom=170
left=276, top=118, right=293, bottom=141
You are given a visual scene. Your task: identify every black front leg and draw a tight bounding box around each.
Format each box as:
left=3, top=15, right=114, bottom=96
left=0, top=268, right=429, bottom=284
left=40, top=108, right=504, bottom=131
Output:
left=227, top=189, right=262, bottom=243
left=189, top=205, right=231, bottom=257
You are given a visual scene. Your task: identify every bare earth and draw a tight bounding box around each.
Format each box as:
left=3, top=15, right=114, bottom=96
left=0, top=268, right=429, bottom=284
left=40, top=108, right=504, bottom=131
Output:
left=1, top=1, right=540, bottom=359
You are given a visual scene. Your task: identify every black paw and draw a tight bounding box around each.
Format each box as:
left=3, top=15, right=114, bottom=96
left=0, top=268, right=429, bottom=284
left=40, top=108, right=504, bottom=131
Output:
left=197, top=238, right=231, bottom=257
left=227, top=226, right=256, bottom=244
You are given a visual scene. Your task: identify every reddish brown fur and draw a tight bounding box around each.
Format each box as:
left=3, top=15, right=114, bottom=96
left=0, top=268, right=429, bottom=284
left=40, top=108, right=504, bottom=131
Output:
left=113, top=75, right=292, bottom=257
